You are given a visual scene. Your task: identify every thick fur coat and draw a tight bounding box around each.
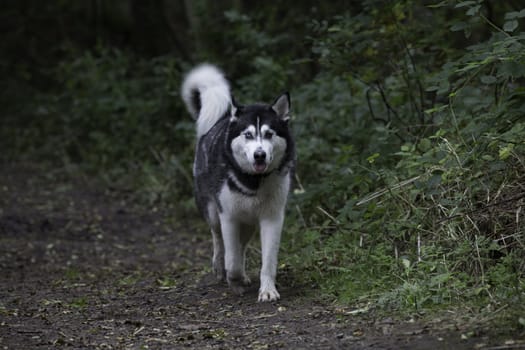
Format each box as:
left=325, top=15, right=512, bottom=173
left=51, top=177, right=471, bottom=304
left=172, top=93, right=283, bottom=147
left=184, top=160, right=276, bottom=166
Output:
left=181, top=64, right=295, bottom=301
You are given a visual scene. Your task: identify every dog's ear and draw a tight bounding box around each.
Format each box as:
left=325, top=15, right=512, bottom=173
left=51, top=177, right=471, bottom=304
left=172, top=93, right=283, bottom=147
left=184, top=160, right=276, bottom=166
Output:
left=271, top=92, right=291, bottom=121
left=232, top=95, right=240, bottom=109
left=230, top=95, right=240, bottom=122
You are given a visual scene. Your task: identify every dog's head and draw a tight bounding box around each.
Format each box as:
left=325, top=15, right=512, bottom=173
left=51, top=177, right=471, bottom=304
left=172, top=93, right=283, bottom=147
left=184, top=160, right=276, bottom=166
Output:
left=228, top=93, right=291, bottom=175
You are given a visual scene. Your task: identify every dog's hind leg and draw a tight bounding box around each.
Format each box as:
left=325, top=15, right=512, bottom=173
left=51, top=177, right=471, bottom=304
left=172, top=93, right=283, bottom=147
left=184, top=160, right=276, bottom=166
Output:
left=220, top=215, right=246, bottom=295
left=208, top=204, right=225, bottom=281
left=211, top=227, right=225, bottom=281
left=239, top=224, right=256, bottom=286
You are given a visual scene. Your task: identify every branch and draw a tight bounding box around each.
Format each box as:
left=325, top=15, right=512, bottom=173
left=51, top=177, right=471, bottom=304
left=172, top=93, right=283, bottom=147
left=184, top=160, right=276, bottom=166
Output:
left=366, top=88, right=388, bottom=124
left=376, top=81, right=400, bottom=122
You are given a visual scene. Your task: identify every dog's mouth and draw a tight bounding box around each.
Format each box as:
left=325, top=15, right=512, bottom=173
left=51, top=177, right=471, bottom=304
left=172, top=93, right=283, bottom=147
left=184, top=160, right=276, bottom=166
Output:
left=253, top=161, right=267, bottom=174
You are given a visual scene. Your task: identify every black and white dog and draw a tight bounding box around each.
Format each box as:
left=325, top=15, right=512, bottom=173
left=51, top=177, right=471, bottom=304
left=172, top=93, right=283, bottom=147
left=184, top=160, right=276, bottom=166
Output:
left=181, top=64, right=295, bottom=301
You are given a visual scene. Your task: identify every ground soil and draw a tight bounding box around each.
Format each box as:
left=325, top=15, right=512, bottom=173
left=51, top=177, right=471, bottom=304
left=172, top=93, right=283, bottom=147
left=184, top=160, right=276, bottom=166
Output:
left=1, top=163, right=523, bottom=349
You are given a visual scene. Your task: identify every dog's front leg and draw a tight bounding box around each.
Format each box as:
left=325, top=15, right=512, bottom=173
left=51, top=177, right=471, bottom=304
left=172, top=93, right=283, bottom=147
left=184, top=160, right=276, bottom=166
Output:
left=220, top=215, right=246, bottom=295
left=258, top=213, right=284, bottom=302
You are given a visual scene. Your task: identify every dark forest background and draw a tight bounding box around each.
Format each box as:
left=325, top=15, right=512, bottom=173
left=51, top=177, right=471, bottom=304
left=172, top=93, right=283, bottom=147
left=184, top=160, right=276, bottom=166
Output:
left=1, top=0, right=524, bottom=326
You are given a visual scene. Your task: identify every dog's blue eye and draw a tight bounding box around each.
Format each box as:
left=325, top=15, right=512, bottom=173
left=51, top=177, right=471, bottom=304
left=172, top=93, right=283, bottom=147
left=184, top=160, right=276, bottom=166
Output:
left=263, top=131, right=273, bottom=140
left=244, top=132, right=254, bottom=140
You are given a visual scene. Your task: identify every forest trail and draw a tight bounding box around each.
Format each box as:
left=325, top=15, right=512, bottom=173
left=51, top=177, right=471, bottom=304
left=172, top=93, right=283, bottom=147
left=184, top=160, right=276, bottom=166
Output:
left=0, top=163, right=516, bottom=349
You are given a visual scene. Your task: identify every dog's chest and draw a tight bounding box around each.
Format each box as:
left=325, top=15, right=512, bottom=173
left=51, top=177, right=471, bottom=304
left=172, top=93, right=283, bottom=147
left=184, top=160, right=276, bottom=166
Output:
left=218, top=172, right=290, bottom=221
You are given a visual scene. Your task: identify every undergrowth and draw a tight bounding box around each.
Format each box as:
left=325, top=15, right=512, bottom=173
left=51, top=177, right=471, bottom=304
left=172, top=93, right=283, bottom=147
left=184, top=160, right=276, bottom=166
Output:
left=281, top=1, right=525, bottom=326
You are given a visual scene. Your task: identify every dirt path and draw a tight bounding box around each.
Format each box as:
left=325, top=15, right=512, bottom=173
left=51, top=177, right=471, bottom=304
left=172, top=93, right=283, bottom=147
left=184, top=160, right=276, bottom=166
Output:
left=0, top=164, right=519, bottom=349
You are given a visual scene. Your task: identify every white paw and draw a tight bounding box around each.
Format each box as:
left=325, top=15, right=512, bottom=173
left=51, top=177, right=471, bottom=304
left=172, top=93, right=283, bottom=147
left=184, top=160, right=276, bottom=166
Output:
left=258, top=287, right=280, bottom=302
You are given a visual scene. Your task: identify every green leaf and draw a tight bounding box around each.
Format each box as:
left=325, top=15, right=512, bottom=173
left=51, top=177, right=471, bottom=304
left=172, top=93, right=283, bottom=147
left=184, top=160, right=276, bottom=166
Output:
left=430, top=273, right=451, bottom=287
left=455, top=1, right=476, bottom=8
left=480, top=75, right=497, bottom=84
left=425, top=104, right=449, bottom=114
left=503, top=20, right=519, bottom=32
left=426, top=174, right=442, bottom=189
left=427, top=1, right=448, bottom=8
left=450, top=22, right=468, bottom=32
left=328, top=26, right=342, bottom=32
left=500, top=60, right=525, bottom=78
left=466, top=5, right=481, bottom=16
left=473, top=286, right=486, bottom=296
left=499, top=144, right=514, bottom=160
left=505, top=9, right=525, bottom=20
left=419, top=138, right=431, bottom=151
left=367, top=153, right=380, bottom=164
left=401, top=258, right=411, bottom=270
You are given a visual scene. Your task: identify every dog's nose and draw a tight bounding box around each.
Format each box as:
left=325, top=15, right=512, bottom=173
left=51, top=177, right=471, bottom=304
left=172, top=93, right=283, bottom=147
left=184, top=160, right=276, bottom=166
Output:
left=254, top=149, right=266, bottom=162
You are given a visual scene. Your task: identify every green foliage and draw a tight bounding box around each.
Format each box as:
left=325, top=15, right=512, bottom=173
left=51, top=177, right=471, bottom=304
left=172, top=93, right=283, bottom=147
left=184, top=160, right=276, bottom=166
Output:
left=2, top=47, right=195, bottom=204
left=54, top=48, right=185, bottom=167
left=281, top=0, right=525, bottom=318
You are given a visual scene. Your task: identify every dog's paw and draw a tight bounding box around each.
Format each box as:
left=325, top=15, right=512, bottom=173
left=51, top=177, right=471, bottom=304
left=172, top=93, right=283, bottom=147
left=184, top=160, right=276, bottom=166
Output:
left=212, top=260, right=226, bottom=282
left=258, top=287, right=280, bottom=302
left=227, top=278, right=246, bottom=296
left=213, top=266, right=226, bottom=282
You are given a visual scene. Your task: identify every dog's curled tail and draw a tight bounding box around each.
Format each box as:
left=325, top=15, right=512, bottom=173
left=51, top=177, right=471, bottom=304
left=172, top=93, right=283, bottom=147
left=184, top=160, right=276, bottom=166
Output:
left=181, top=64, right=231, bottom=138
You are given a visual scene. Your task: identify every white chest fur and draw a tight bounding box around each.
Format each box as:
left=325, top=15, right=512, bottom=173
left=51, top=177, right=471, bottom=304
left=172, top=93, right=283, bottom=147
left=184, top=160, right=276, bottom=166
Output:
left=218, top=172, right=290, bottom=223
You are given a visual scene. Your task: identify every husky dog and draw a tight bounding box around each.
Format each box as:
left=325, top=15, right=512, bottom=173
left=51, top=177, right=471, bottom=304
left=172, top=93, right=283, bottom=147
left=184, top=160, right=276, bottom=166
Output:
left=181, top=64, right=294, bottom=302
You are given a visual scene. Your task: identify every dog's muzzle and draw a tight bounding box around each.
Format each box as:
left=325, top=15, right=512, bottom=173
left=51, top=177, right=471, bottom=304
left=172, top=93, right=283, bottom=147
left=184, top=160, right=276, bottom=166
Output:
left=253, top=149, right=267, bottom=173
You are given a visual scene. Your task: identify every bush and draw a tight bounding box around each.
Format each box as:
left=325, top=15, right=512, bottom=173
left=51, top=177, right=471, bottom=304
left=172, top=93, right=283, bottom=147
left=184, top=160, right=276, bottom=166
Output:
left=280, top=1, right=525, bottom=316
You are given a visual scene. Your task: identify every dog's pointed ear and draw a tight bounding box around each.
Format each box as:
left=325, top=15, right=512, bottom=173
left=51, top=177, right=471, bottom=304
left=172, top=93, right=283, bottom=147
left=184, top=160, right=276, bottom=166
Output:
left=271, top=92, right=291, bottom=121
left=232, top=95, right=240, bottom=109
left=230, top=95, right=240, bottom=122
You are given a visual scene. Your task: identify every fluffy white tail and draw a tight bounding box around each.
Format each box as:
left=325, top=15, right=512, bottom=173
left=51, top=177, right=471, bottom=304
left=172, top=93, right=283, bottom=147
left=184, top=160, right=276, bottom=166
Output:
left=181, top=64, right=231, bottom=138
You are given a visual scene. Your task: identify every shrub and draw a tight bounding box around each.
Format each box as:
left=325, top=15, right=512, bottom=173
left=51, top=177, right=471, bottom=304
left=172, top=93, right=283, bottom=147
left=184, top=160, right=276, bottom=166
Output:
left=280, top=1, right=525, bottom=315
